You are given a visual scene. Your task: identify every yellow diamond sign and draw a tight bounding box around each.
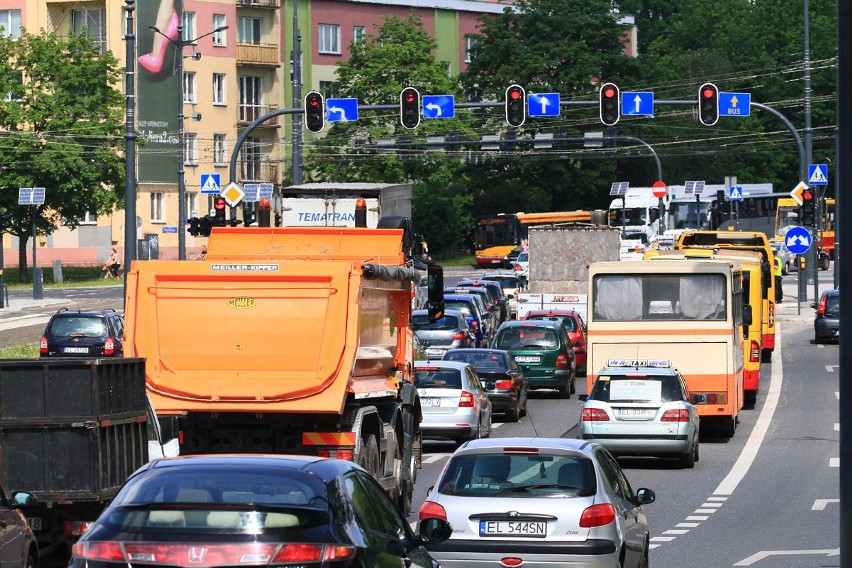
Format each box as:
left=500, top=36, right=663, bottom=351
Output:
left=221, top=182, right=245, bottom=207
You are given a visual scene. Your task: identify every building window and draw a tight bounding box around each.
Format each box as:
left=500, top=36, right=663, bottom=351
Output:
left=182, top=12, right=196, bottom=44
left=239, top=17, right=262, bottom=44
left=239, top=76, right=263, bottom=122
left=185, top=133, right=198, bottom=165
left=213, top=14, right=226, bottom=46
left=213, top=73, right=226, bottom=105
left=214, top=134, right=227, bottom=165
left=3, top=71, right=22, bottom=102
left=185, top=192, right=199, bottom=218
left=81, top=211, right=97, bottom=225
left=184, top=72, right=196, bottom=103
left=0, top=10, right=22, bottom=39
left=151, top=192, right=165, bottom=223
left=319, top=81, right=338, bottom=99
left=319, top=24, right=340, bottom=54
left=241, top=137, right=262, bottom=181
left=465, top=35, right=477, bottom=63
left=71, top=9, right=106, bottom=53
left=353, top=26, right=365, bottom=44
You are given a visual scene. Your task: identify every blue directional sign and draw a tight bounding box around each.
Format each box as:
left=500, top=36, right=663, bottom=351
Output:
left=621, top=92, right=654, bottom=116
left=422, top=95, right=454, bottom=119
left=527, top=93, right=560, bottom=117
left=784, top=226, right=812, bottom=255
left=326, top=98, right=359, bottom=122
left=729, top=186, right=743, bottom=201
left=200, top=173, right=221, bottom=195
left=162, top=226, right=178, bottom=234
left=719, top=92, right=751, bottom=117
left=808, top=163, right=828, bottom=186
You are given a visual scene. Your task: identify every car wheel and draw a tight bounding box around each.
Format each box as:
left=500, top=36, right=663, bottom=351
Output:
left=505, top=394, right=520, bottom=422
left=357, top=434, right=380, bottom=480
left=25, top=552, right=36, bottom=568
left=679, top=439, right=697, bottom=469
left=638, top=539, right=649, bottom=568
left=694, top=438, right=700, bottom=462
left=558, top=379, right=571, bottom=399
left=783, top=262, right=790, bottom=276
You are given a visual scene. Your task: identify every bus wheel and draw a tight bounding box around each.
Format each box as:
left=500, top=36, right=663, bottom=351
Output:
left=761, top=349, right=772, bottom=362
left=721, top=417, right=737, bottom=438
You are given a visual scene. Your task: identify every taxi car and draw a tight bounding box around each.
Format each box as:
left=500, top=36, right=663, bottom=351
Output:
left=579, top=360, right=702, bottom=468
left=419, top=437, right=655, bottom=568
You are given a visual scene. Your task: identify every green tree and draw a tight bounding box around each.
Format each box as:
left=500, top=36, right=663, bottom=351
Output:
left=0, top=29, right=124, bottom=282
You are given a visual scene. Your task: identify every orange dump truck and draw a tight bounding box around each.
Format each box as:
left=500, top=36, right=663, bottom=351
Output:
left=124, top=222, right=439, bottom=514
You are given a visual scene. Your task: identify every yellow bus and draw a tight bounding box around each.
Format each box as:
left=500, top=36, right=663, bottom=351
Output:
left=586, top=259, right=746, bottom=436
left=675, top=230, right=775, bottom=361
left=644, top=248, right=764, bottom=405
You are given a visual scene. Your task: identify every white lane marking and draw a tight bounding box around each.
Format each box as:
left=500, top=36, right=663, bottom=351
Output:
left=734, top=548, right=839, bottom=566
left=826, top=365, right=838, bottom=372
left=699, top=502, right=723, bottom=508
left=676, top=523, right=700, bottom=528
left=650, top=536, right=676, bottom=542
left=649, top=544, right=661, bottom=550
left=421, top=454, right=447, bottom=464
left=663, top=529, right=690, bottom=535
left=818, top=344, right=825, bottom=349
left=685, top=515, right=709, bottom=521
left=695, top=508, right=717, bottom=514
left=830, top=457, right=839, bottom=467
left=835, top=423, right=840, bottom=432
left=836, top=392, right=840, bottom=400
left=812, top=499, right=839, bottom=511
left=706, top=496, right=727, bottom=502
left=713, top=330, right=784, bottom=496
left=491, top=422, right=503, bottom=429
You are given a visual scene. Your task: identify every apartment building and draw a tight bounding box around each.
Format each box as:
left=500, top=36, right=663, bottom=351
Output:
left=0, top=0, right=632, bottom=264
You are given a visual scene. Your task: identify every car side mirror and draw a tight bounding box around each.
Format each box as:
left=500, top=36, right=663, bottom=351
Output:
left=810, top=302, right=818, bottom=309
left=418, top=517, right=453, bottom=544
left=691, top=394, right=706, bottom=404
left=635, top=488, right=656, bottom=505
left=11, top=491, right=36, bottom=507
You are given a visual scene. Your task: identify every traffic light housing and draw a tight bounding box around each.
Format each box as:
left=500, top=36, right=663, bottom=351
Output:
left=599, top=82, right=620, bottom=127
left=258, top=197, right=271, bottom=227
left=801, top=188, right=816, bottom=226
left=243, top=202, right=256, bottom=227
left=698, top=82, right=719, bottom=126
left=400, top=87, right=421, bottom=130
left=213, top=197, right=227, bottom=227
left=304, top=91, right=325, bottom=133
left=505, top=85, right=526, bottom=127
left=0, top=209, right=11, bottom=230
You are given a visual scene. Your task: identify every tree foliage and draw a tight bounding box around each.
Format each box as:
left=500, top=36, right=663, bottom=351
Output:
left=0, top=29, right=124, bottom=281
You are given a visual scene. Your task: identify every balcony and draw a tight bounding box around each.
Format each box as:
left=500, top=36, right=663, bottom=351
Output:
left=237, top=43, right=280, bottom=67
left=238, top=104, right=281, bottom=127
left=236, top=0, right=280, bottom=8
left=239, top=160, right=280, bottom=184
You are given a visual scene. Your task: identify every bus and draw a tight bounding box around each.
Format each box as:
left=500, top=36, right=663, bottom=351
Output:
left=775, top=197, right=836, bottom=259
left=664, top=184, right=780, bottom=238
left=644, top=248, right=766, bottom=405
left=473, top=211, right=600, bottom=267
left=586, top=259, right=745, bottom=437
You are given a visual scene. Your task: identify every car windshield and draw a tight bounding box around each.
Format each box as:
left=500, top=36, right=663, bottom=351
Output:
left=104, top=464, right=330, bottom=534
left=493, top=327, right=559, bottom=350
left=445, top=301, right=475, bottom=318
left=527, top=315, right=577, bottom=332
left=49, top=316, right=107, bottom=338
left=412, top=314, right=460, bottom=330
left=485, top=277, right=519, bottom=290
left=438, top=453, right=596, bottom=497
left=444, top=351, right=507, bottom=372
left=824, top=294, right=840, bottom=317
left=590, top=375, right=683, bottom=403
left=414, top=369, right=463, bottom=389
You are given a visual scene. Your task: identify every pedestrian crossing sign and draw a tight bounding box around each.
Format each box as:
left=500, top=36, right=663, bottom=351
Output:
left=808, top=164, right=828, bottom=186
left=201, top=173, right=221, bottom=195
left=728, top=186, right=743, bottom=201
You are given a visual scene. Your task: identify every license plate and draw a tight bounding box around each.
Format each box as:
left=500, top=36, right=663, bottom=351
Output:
left=615, top=408, right=656, bottom=418
left=425, top=348, right=445, bottom=356
left=63, top=346, right=89, bottom=354
left=422, top=397, right=440, bottom=407
left=479, top=520, right=546, bottom=538
left=27, top=517, right=42, bottom=531
left=514, top=356, right=541, bottom=363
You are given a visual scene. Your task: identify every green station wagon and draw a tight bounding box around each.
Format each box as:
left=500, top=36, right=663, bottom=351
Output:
left=491, top=320, right=576, bottom=397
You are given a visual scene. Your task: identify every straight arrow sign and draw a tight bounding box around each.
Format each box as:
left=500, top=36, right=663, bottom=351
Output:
left=734, top=548, right=839, bottom=566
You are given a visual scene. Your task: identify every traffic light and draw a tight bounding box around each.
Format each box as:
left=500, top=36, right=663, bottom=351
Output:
left=213, top=197, right=227, bottom=227
left=400, top=87, right=421, bottom=130
left=505, top=84, right=526, bottom=127
left=698, top=82, right=719, bottom=126
left=243, top=203, right=256, bottom=227
left=187, top=216, right=214, bottom=237
left=0, top=209, right=11, bottom=230
left=258, top=197, right=271, bottom=227
left=599, top=82, right=620, bottom=127
left=304, top=91, right=325, bottom=133
left=801, top=188, right=816, bottom=226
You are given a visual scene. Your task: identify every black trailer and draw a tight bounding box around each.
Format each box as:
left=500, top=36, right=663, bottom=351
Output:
left=0, top=358, right=151, bottom=557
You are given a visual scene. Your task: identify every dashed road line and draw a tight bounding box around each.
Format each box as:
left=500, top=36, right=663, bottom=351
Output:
left=830, top=457, right=839, bottom=467
left=812, top=499, right=839, bottom=511
left=421, top=453, right=447, bottom=464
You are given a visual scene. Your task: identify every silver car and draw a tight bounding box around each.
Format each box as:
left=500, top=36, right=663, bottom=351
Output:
left=579, top=359, right=701, bottom=468
left=419, top=437, right=655, bottom=568
left=412, top=309, right=476, bottom=359
left=414, top=360, right=493, bottom=444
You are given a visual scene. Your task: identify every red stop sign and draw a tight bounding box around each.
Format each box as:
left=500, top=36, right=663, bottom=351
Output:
left=652, top=181, right=667, bottom=198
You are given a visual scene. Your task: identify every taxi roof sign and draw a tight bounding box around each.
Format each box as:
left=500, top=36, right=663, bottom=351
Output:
left=606, top=359, right=671, bottom=368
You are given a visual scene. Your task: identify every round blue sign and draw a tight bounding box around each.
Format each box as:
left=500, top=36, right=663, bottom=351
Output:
left=784, top=226, right=812, bottom=255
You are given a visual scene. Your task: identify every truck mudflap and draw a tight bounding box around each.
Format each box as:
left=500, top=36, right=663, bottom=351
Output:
left=301, top=431, right=358, bottom=460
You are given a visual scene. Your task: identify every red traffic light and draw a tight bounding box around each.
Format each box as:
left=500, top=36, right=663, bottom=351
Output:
left=702, top=88, right=716, bottom=99
left=802, top=190, right=813, bottom=201
left=505, top=85, right=526, bottom=127
left=603, top=87, right=616, bottom=99
left=214, top=198, right=226, bottom=210
left=304, top=91, right=325, bottom=133
left=599, top=82, right=620, bottom=126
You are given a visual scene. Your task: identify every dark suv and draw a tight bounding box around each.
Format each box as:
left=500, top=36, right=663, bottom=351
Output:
left=813, top=289, right=839, bottom=343
left=40, top=309, right=125, bottom=357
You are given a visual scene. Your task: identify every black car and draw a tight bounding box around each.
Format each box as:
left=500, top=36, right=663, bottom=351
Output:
left=455, top=280, right=508, bottom=324
left=40, top=309, right=124, bottom=358
left=70, top=454, right=450, bottom=568
left=0, top=484, right=37, bottom=568
left=813, top=288, right=839, bottom=343
left=442, top=348, right=528, bottom=422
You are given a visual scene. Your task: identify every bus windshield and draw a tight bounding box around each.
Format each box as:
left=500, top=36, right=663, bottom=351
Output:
left=592, top=273, right=727, bottom=321
left=608, top=207, right=647, bottom=226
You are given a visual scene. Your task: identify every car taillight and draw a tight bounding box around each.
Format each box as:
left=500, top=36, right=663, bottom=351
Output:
left=104, top=337, right=116, bottom=356
left=818, top=295, right=827, bottom=315
left=495, top=379, right=514, bottom=390
left=555, top=354, right=569, bottom=368
left=419, top=500, right=447, bottom=521
left=579, top=503, right=616, bottom=527
left=469, top=320, right=480, bottom=331
left=40, top=336, right=48, bottom=354
left=582, top=408, right=609, bottom=421
left=273, top=543, right=356, bottom=563
left=660, top=409, right=690, bottom=422
left=451, top=331, right=467, bottom=341
left=72, top=542, right=125, bottom=562
left=459, top=391, right=475, bottom=407
left=514, top=263, right=522, bottom=271
left=750, top=340, right=760, bottom=363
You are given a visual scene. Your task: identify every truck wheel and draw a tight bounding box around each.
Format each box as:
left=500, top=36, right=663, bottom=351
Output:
left=358, top=434, right=380, bottom=480
left=397, top=433, right=415, bottom=516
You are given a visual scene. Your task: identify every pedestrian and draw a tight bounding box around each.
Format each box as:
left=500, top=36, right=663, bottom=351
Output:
left=773, top=255, right=783, bottom=303
left=193, top=245, right=207, bottom=260
left=107, top=248, right=121, bottom=278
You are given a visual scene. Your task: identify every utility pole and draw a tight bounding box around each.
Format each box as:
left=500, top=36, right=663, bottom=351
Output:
left=124, top=0, right=137, bottom=285
left=291, top=1, right=304, bottom=185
